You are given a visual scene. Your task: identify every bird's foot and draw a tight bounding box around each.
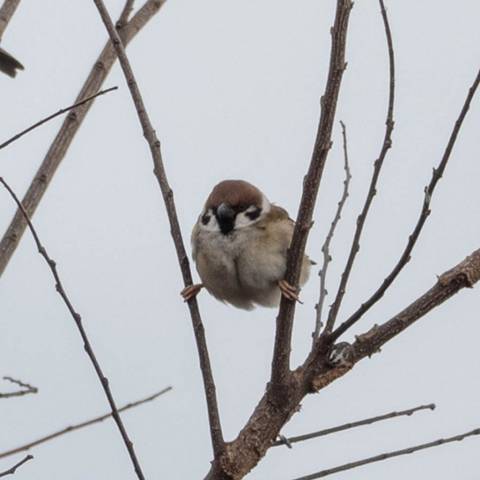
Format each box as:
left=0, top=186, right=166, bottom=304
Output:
left=181, top=283, right=204, bottom=302
left=278, top=279, right=303, bottom=304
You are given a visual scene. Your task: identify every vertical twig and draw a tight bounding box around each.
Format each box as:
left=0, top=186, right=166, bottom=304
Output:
left=271, top=0, right=353, bottom=388
left=313, top=121, right=351, bottom=342
left=90, top=0, right=225, bottom=459
left=0, top=177, right=147, bottom=480
left=323, top=0, right=395, bottom=335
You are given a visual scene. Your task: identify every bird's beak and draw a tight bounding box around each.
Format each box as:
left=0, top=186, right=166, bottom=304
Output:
left=216, top=203, right=236, bottom=235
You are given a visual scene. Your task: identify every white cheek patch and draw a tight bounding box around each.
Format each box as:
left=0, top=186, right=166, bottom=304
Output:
left=234, top=195, right=271, bottom=230
left=198, top=208, right=220, bottom=232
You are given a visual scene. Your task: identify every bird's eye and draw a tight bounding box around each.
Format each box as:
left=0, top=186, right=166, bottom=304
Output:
left=245, top=207, right=261, bottom=221
left=201, top=214, right=211, bottom=225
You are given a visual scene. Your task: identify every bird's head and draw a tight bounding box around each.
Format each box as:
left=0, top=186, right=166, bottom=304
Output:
left=199, top=180, right=271, bottom=235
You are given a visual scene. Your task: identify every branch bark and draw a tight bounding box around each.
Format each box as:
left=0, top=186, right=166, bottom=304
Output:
left=0, top=0, right=20, bottom=41
left=0, top=0, right=165, bottom=278
left=271, top=0, right=353, bottom=389
left=0, top=455, right=32, bottom=478
left=90, top=0, right=224, bottom=460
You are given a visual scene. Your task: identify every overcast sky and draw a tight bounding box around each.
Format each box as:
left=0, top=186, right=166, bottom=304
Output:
left=1, top=1, right=480, bottom=479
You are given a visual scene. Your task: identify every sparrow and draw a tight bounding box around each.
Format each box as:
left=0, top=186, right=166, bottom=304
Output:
left=0, top=47, right=24, bottom=77
left=181, top=179, right=313, bottom=310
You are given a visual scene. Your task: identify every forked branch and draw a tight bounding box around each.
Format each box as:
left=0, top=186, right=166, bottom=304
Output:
left=324, top=0, right=395, bottom=334
left=332, top=64, right=480, bottom=341
left=0, top=377, right=37, bottom=399
left=271, top=0, right=353, bottom=388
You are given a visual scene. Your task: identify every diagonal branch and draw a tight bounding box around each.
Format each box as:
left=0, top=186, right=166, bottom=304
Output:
left=0, top=0, right=20, bottom=41
left=0, top=177, right=148, bottom=480
left=0, top=86, right=118, bottom=150
left=0, top=386, right=172, bottom=459
left=0, top=377, right=38, bottom=398
left=332, top=63, right=480, bottom=341
left=291, top=427, right=480, bottom=480
left=323, top=0, right=395, bottom=334
left=0, top=0, right=166, bottom=278
left=0, top=455, right=32, bottom=478
left=271, top=0, right=353, bottom=388
left=274, top=403, right=434, bottom=448
left=90, top=0, right=224, bottom=459
left=313, top=121, right=352, bottom=342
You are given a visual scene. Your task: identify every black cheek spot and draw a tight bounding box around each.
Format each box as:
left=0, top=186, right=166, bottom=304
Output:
left=201, top=214, right=211, bottom=225
left=246, top=208, right=261, bottom=221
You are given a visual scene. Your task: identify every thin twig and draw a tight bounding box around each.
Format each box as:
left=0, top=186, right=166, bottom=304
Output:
left=0, top=0, right=166, bottom=278
left=0, top=87, right=118, bottom=150
left=271, top=0, right=353, bottom=388
left=332, top=63, right=480, bottom=341
left=291, top=427, right=480, bottom=479
left=0, top=386, right=172, bottom=459
left=0, top=455, right=33, bottom=478
left=274, top=403, right=435, bottom=448
left=0, top=177, right=147, bottom=480
left=0, top=0, right=21, bottom=41
left=323, top=0, right=395, bottom=335
left=313, top=121, right=351, bottom=341
left=117, top=0, right=136, bottom=29
left=91, top=0, right=224, bottom=459
left=0, top=377, right=38, bottom=398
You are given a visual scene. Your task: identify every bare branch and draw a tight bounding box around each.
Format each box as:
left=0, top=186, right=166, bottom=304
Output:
left=291, top=427, right=480, bottom=480
left=90, top=0, right=224, bottom=459
left=0, top=386, right=172, bottom=460
left=0, top=377, right=38, bottom=398
left=310, top=247, right=480, bottom=392
left=117, top=0, right=136, bottom=29
left=0, top=0, right=20, bottom=41
left=274, top=403, right=435, bottom=448
left=332, top=56, right=480, bottom=339
left=0, top=177, right=148, bottom=480
left=0, top=455, right=33, bottom=478
left=271, top=0, right=353, bottom=389
left=0, top=86, right=118, bottom=151
left=313, top=121, right=352, bottom=341
left=0, top=0, right=166, bottom=278
left=324, top=0, right=395, bottom=335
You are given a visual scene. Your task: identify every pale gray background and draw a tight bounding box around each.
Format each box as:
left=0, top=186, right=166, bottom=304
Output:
left=1, top=1, right=479, bottom=479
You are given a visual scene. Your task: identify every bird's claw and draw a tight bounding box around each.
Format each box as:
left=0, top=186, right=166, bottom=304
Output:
left=278, top=279, right=303, bottom=304
left=180, top=283, right=204, bottom=302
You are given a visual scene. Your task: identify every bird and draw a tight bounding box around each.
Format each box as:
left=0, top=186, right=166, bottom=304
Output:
left=0, top=47, right=24, bottom=77
left=181, top=179, right=313, bottom=310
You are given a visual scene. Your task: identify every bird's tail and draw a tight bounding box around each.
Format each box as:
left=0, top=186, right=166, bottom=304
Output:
left=0, top=47, right=24, bottom=78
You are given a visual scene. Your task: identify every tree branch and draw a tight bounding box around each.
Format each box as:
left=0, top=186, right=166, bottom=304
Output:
left=313, top=121, right=351, bottom=341
left=0, top=455, right=32, bottom=478
left=332, top=67, right=480, bottom=340
left=0, top=377, right=38, bottom=399
left=0, top=386, right=172, bottom=459
left=0, top=0, right=20, bottom=41
left=274, top=403, right=434, bottom=448
left=291, top=427, right=480, bottom=480
left=324, top=0, right=395, bottom=334
left=271, top=0, right=353, bottom=389
left=0, top=0, right=166, bottom=278
left=0, top=177, right=148, bottom=480
left=0, top=86, right=118, bottom=150
left=90, top=0, right=224, bottom=459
